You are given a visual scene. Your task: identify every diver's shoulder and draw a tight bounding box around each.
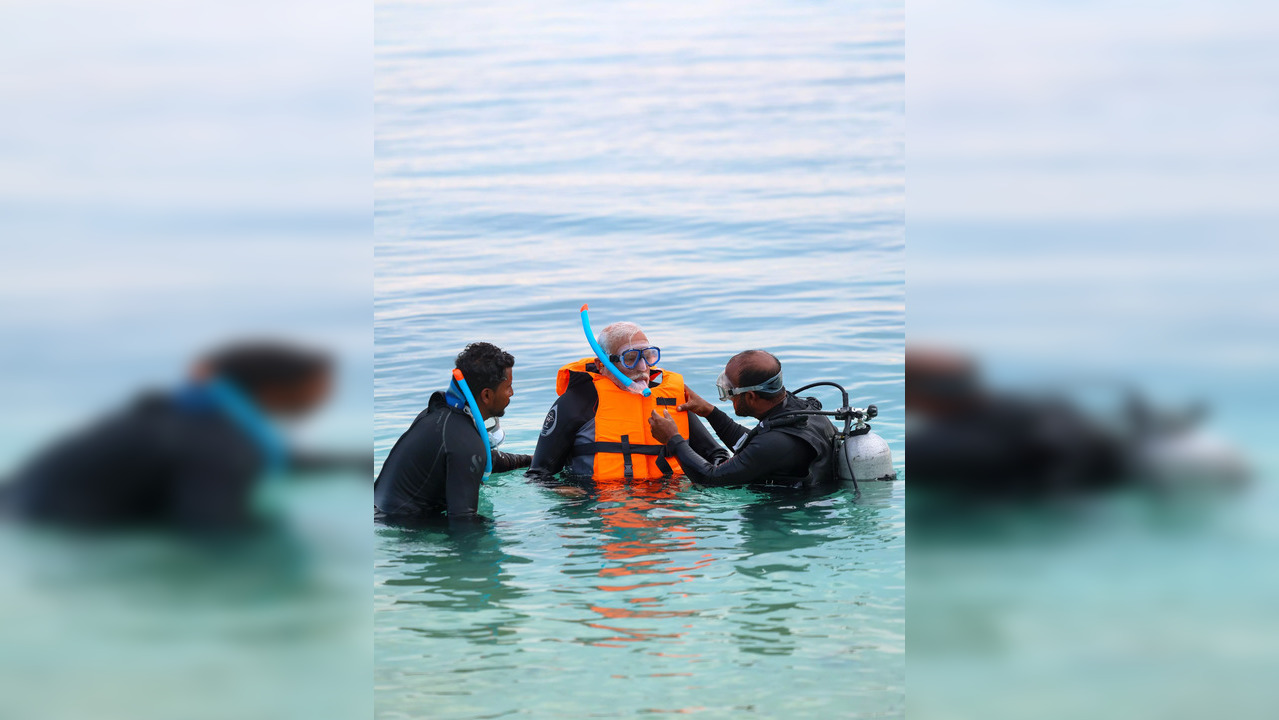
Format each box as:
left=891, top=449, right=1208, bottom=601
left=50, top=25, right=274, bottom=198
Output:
left=786, top=392, right=823, bottom=411
left=559, top=374, right=600, bottom=401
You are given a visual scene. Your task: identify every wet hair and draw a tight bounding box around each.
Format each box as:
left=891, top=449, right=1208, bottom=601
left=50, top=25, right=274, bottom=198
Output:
left=455, top=342, right=515, bottom=393
left=728, top=349, right=785, bottom=400
left=597, top=321, right=645, bottom=356
left=205, top=340, right=332, bottom=395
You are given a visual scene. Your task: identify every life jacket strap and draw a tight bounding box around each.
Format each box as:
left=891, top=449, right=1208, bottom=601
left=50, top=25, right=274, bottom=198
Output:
left=570, top=439, right=676, bottom=478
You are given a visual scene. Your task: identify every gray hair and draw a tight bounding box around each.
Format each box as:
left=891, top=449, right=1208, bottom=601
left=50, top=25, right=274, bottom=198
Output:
left=597, top=321, right=645, bottom=356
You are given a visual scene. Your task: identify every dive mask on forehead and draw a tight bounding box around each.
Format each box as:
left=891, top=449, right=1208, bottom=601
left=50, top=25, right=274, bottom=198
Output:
left=716, top=370, right=784, bottom=401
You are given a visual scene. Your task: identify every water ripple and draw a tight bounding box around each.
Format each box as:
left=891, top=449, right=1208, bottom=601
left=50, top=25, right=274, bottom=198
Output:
left=376, top=0, right=903, bottom=716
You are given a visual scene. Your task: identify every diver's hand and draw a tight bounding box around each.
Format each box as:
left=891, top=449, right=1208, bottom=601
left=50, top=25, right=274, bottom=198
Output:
left=649, top=409, right=680, bottom=443
left=678, top=387, right=715, bottom=417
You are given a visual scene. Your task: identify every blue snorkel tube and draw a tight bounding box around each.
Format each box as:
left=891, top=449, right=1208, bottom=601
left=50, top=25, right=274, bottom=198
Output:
left=179, top=376, right=289, bottom=476
left=452, top=368, right=493, bottom=479
left=580, top=304, right=651, bottom=397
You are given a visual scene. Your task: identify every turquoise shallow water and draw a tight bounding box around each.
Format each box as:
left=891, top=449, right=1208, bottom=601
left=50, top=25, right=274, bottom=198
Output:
left=906, top=216, right=1279, bottom=720
left=375, top=0, right=903, bottom=716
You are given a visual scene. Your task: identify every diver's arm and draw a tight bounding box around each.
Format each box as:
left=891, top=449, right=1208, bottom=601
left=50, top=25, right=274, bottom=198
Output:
left=290, top=450, right=373, bottom=476
left=528, top=384, right=595, bottom=478
left=706, top=407, right=750, bottom=452
left=492, top=450, right=532, bottom=473
left=529, top=394, right=574, bottom=476
left=443, top=434, right=485, bottom=522
left=665, top=431, right=799, bottom=487
left=686, top=414, right=730, bottom=465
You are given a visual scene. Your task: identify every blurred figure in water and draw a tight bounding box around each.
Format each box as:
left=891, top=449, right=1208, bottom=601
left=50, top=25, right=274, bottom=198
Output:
left=2, top=340, right=363, bottom=533
left=906, top=347, right=1247, bottom=501
left=907, top=348, right=1126, bottom=499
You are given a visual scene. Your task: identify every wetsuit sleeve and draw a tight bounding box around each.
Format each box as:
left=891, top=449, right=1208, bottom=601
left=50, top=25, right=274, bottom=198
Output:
left=665, top=430, right=806, bottom=487
left=492, top=450, right=532, bottom=473
left=706, top=407, right=751, bottom=452
left=173, top=436, right=260, bottom=532
left=290, top=450, right=372, bottom=476
left=686, top=414, right=730, bottom=465
left=529, top=382, right=595, bottom=478
left=444, top=431, right=486, bottom=522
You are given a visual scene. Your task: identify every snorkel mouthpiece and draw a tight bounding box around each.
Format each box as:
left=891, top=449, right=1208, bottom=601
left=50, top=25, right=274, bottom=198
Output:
left=451, top=368, right=492, bottom=479
left=580, top=304, right=651, bottom=396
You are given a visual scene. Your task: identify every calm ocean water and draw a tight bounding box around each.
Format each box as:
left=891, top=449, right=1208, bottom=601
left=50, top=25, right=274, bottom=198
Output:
left=907, top=216, right=1279, bottom=720
left=375, top=0, right=903, bottom=717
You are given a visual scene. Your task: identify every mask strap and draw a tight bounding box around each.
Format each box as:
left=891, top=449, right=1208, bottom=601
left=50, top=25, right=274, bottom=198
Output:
left=728, top=370, right=785, bottom=397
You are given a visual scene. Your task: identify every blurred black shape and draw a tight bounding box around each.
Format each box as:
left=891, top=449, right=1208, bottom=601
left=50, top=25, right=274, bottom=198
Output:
left=907, top=348, right=1247, bottom=502
left=2, top=339, right=368, bottom=533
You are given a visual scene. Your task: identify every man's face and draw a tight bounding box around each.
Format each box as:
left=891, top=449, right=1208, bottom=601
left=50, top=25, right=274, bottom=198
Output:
left=724, top=364, right=753, bottom=417
left=615, top=331, right=653, bottom=382
left=259, top=370, right=332, bottom=418
left=486, top=367, right=514, bottom=418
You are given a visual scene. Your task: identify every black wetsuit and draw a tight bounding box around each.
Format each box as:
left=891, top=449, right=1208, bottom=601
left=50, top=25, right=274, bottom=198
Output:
left=529, top=368, right=729, bottom=478
left=665, top=392, right=837, bottom=488
left=5, top=391, right=268, bottom=531
left=374, top=390, right=531, bottom=524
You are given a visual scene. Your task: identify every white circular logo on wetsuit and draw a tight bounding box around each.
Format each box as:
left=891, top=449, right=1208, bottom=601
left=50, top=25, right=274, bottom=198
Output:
left=540, top=407, right=557, bottom=437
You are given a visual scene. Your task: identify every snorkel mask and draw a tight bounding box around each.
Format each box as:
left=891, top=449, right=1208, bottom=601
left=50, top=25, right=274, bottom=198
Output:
left=716, top=370, right=784, bottom=401
left=485, top=416, right=505, bottom=448
left=609, top=345, right=660, bottom=369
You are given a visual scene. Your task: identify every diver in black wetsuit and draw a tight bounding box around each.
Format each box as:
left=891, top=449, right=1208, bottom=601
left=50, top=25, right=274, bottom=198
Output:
left=648, top=350, right=837, bottom=488
left=3, top=341, right=359, bottom=532
left=374, top=342, right=531, bottom=526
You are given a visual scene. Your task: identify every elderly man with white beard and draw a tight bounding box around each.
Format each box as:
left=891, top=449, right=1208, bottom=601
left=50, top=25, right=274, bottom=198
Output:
left=528, top=321, right=727, bottom=481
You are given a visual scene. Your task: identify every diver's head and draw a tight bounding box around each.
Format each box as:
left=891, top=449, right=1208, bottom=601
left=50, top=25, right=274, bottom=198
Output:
left=455, top=341, right=515, bottom=419
left=597, top=321, right=659, bottom=385
left=905, top=347, right=983, bottom=418
left=721, top=350, right=785, bottom=418
left=196, top=340, right=333, bottom=418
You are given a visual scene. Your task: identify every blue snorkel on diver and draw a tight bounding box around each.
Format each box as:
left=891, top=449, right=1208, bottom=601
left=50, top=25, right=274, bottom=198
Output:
left=452, top=368, right=493, bottom=480
left=176, top=376, right=288, bottom=476
left=580, top=303, right=651, bottom=397
left=175, top=375, right=292, bottom=516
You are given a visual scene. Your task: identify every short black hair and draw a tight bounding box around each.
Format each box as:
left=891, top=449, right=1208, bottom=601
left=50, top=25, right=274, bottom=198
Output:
left=455, top=342, right=515, bottom=393
left=205, top=340, right=332, bottom=395
left=729, top=349, right=785, bottom=400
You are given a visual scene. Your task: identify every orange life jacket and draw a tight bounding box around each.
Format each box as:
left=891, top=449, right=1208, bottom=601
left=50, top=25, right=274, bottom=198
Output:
left=555, top=358, right=690, bottom=480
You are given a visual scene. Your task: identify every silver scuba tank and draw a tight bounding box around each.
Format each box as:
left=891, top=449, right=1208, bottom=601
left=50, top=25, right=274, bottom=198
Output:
left=788, top=383, right=898, bottom=486
left=835, top=405, right=898, bottom=483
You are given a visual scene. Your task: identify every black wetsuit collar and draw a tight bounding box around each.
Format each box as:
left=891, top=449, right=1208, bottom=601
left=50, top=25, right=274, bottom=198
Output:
left=757, top=393, right=821, bottom=430
left=430, top=388, right=470, bottom=411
